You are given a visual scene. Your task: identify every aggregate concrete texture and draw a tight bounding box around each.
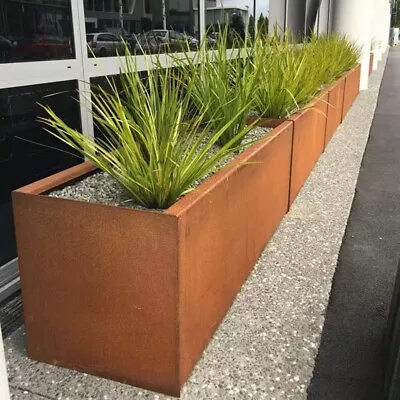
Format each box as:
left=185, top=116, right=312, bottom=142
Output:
left=5, top=52, right=388, bottom=400
left=308, top=47, right=400, bottom=400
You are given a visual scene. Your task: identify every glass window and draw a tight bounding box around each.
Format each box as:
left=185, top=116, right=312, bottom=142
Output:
left=106, top=34, right=119, bottom=41
left=0, top=0, right=75, bottom=63
left=95, top=0, right=104, bottom=12
left=167, top=0, right=196, bottom=37
left=85, top=0, right=95, bottom=12
left=144, top=0, right=151, bottom=15
left=104, top=0, right=112, bottom=12
left=84, top=0, right=197, bottom=55
left=205, top=2, right=248, bottom=48
left=97, top=34, right=109, bottom=41
left=0, top=80, right=83, bottom=267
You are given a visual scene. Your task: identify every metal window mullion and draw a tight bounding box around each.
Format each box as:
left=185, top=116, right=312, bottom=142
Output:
left=199, top=0, right=206, bottom=41
left=72, top=0, right=95, bottom=140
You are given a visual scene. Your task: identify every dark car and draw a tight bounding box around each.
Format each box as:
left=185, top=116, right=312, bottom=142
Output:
left=0, top=36, right=15, bottom=62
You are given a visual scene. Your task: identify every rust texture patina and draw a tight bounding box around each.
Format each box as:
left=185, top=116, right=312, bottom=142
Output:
left=167, top=122, right=293, bottom=383
left=245, top=117, right=286, bottom=128
left=342, top=64, right=361, bottom=120
left=12, top=122, right=294, bottom=396
left=288, top=92, right=328, bottom=205
left=369, top=53, right=374, bottom=76
left=325, top=78, right=345, bottom=146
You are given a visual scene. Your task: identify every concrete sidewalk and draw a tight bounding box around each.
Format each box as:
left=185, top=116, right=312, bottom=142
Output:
left=5, top=53, right=388, bottom=400
left=308, top=47, right=400, bottom=400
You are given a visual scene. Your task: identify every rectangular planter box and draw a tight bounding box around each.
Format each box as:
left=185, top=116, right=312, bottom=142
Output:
left=244, top=66, right=359, bottom=208
left=245, top=117, right=286, bottom=128
left=288, top=91, right=328, bottom=205
left=12, top=122, right=294, bottom=397
left=369, top=52, right=374, bottom=76
left=325, top=78, right=345, bottom=146
left=342, top=64, right=361, bottom=120
left=246, top=91, right=330, bottom=207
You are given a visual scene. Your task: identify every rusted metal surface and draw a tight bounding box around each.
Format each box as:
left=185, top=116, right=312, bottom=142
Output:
left=168, top=123, right=293, bottom=383
left=342, top=64, right=361, bottom=120
left=246, top=117, right=287, bottom=128
left=325, top=79, right=345, bottom=146
left=369, top=53, right=374, bottom=76
left=288, top=92, right=328, bottom=206
left=13, top=189, right=181, bottom=395
left=12, top=122, right=294, bottom=396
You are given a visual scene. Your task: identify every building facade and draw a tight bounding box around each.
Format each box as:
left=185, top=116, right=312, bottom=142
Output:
left=268, top=0, right=392, bottom=90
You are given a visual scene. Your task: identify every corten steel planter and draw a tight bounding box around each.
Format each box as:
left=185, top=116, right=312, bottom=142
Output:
left=288, top=92, right=328, bottom=206
left=369, top=52, right=374, bottom=76
left=325, top=78, right=345, bottom=146
left=246, top=116, right=286, bottom=128
left=12, top=122, right=294, bottom=397
left=342, top=64, right=361, bottom=120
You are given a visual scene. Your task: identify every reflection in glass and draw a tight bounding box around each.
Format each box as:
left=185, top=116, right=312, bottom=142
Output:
left=0, top=0, right=75, bottom=63
left=204, top=1, right=250, bottom=47
left=0, top=81, right=83, bottom=266
left=84, top=0, right=197, bottom=55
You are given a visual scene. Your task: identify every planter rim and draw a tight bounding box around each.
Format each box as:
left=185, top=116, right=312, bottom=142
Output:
left=325, top=74, right=346, bottom=93
left=338, top=63, right=361, bottom=81
left=288, top=90, right=328, bottom=123
left=14, top=121, right=293, bottom=218
left=168, top=121, right=291, bottom=216
left=245, top=116, right=286, bottom=128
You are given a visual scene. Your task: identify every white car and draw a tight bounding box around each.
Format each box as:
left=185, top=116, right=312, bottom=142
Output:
left=86, top=32, right=124, bottom=57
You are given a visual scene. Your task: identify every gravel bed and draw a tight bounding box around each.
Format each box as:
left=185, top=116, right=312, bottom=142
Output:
left=48, top=126, right=272, bottom=211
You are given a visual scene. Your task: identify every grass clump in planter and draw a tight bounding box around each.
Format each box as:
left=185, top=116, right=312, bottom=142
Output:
left=304, top=33, right=361, bottom=85
left=40, top=50, right=255, bottom=210
left=250, top=32, right=361, bottom=119
left=176, top=26, right=257, bottom=146
left=250, top=32, right=322, bottom=119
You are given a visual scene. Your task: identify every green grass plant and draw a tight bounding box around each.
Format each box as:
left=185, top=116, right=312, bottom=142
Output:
left=250, top=32, right=360, bottom=119
left=176, top=26, right=257, bottom=146
left=304, top=33, right=361, bottom=86
left=39, top=32, right=360, bottom=209
left=250, top=32, right=321, bottom=119
left=40, top=48, right=255, bottom=209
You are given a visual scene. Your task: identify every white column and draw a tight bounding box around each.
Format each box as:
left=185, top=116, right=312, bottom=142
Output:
left=268, top=0, right=286, bottom=34
left=383, top=1, right=391, bottom=46
left=331, top=0, right=374, bottom=90
left=373, top=0, right=390, bottom=62
left=286, top=0, right=307, bottom=39
left=394, top=28, right=400, bottom=45
left=316, top=0, right=331, bottom=35
left=75, top=0, right=95, bottom=140
left=0, top=327, right=10, bottom=400
left=371, top=0, right=381, bottom=69
left=199, top=0, right=206, bottom=41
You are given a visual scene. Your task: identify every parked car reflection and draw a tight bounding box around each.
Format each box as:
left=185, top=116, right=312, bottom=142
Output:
left=86, top=33, right=125, bottom=57
left=135, top=30, right=198, bottom=54
left=0, top=36, right=16, bottom=62
left=16, top=35, right=72, bottom=61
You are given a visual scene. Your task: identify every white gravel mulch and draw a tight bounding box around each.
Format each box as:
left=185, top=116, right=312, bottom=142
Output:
left=48, top=126, right=272, bottom=210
